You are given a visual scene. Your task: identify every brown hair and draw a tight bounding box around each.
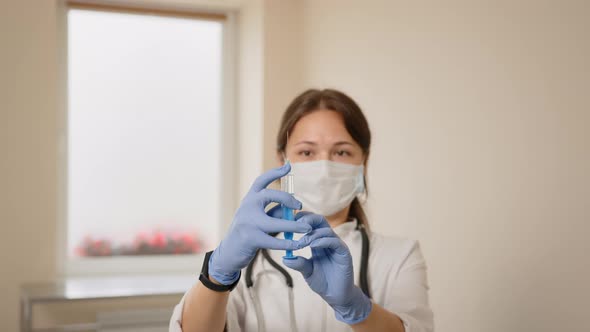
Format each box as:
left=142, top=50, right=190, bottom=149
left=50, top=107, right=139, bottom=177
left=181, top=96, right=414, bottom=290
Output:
left=276, top=89, right=371, bottom=229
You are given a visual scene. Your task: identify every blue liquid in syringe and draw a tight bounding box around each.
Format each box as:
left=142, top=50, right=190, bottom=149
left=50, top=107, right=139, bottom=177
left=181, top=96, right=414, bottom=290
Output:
left=283, top=204, right=295, bottom=259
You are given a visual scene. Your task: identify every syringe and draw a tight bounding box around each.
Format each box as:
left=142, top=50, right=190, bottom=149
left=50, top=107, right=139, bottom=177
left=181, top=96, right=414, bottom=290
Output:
left=281, top=160, right=296, bottom=259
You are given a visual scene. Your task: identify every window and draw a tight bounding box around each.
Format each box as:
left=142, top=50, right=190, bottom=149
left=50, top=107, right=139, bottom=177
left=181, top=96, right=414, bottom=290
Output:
left=64, top=5, right=231, bottom=273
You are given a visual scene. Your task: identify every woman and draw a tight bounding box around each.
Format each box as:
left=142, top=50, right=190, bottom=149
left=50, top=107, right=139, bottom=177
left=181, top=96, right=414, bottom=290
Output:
left=170, top=89, right=433, bottom=332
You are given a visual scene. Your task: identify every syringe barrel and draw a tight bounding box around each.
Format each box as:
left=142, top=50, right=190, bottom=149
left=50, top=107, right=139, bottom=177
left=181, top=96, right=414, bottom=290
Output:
left=281, top=173, right=294, bottom=194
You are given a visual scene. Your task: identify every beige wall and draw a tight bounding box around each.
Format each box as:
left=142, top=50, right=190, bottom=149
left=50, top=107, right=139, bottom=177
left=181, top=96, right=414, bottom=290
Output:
left=1, top=1, right=61, bottom=330
left=294, top=1, right=590, bottom=331
left=238, top=0, right=305, bottom=193
left=262, top=0, right=303, bottom=170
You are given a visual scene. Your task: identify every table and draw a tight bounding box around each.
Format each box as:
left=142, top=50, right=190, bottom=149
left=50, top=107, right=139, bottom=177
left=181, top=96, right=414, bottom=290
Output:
left=20, top=274, right=195, bottom=332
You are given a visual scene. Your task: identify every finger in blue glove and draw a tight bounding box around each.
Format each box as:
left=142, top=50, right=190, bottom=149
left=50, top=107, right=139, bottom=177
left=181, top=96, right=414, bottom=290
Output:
left=283, top=214, right=372, bottom=325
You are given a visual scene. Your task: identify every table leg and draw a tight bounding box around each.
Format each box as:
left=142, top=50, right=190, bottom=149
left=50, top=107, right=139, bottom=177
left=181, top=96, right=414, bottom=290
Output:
left=20, top=296, right=32, bottom=332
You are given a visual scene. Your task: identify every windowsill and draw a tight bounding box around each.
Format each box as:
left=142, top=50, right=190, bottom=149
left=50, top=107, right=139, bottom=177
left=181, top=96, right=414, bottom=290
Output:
left=65, top=253, right=206, bottom=278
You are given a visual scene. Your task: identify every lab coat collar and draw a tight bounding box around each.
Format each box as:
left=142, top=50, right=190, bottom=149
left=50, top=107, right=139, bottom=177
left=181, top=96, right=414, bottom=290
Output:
left=332, top=219, right=358, bottom=238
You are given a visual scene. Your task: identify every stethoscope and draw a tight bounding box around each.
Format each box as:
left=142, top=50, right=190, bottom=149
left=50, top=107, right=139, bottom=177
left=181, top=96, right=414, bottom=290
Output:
left=244, top=220, right=371, bottom=332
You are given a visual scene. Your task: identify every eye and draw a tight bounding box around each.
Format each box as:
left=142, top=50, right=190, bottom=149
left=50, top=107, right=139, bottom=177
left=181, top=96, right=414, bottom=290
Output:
left=335, top=150, right=351, bottom=157
left=299, top=150, right=312, bottom=157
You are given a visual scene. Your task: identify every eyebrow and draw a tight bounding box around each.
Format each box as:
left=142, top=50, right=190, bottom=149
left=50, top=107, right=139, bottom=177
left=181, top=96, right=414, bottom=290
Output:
left=293, top=140, right=314, bottom=146
left=294, top=140, right=354, bottom=146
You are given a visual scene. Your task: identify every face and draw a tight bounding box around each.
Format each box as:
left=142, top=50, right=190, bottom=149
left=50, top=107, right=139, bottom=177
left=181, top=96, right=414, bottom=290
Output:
left=282, top=110, right=365, bottom=165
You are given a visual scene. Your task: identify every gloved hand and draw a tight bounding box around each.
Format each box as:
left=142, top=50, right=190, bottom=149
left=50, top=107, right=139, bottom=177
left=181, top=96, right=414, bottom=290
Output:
left=208, top=163, right=311, bottom=285
left=282, top=213, right=373, bottom=325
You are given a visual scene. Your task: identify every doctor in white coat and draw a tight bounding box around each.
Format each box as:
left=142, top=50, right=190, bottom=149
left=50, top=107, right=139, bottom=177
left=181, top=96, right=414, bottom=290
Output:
left=170, top=89, right=434, bottom=332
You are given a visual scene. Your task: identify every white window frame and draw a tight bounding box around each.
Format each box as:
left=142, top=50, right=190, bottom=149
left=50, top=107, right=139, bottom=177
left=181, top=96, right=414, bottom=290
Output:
left=55, top=0, right=237, bottom=277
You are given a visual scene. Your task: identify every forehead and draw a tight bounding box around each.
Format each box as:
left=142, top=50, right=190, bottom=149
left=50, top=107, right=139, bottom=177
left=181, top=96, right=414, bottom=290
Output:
left=289, top=110, right=354, bottom=143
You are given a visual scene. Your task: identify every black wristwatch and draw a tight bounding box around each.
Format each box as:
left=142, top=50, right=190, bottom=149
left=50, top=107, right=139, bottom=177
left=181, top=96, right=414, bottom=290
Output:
left=199, top=251, right=241, bottom=292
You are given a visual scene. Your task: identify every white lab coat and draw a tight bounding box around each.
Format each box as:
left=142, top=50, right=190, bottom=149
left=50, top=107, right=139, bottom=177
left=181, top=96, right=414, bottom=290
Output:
left=169, top=221, right=434, bottom=332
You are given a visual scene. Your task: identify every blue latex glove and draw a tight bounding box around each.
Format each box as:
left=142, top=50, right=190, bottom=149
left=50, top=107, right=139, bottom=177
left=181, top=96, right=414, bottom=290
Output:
left=283, top=213, right=373, bottom=325
left=209, top=163, right=311, bottom=285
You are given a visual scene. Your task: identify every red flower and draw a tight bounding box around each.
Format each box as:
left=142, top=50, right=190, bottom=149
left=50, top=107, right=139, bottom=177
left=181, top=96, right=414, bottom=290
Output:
left=150, top=231, right=167, bottom=248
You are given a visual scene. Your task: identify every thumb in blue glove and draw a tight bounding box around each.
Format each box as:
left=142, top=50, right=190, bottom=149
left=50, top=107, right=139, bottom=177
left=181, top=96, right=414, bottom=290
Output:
left=283, top=213, right=372, bottom=325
